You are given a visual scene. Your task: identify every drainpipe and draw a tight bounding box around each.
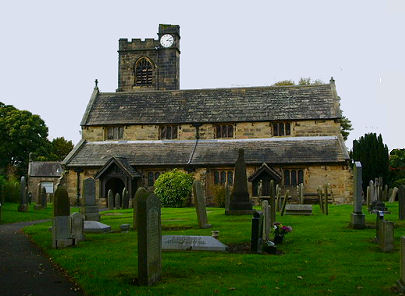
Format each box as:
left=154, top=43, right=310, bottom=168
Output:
left=74, top=168, right=83, bottom=206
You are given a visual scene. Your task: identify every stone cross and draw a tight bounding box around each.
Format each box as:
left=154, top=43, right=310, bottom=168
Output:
left=122, top=188, right=129, bottom=209
left=82, top=178, right=100, bottom=221
left=351, top=162, right=365, bottom=229
left=107, top=189, right=114, bottom=210
left=115, top=193, right=121, bottom=209
left=52, top=187, right=73, bottom=249
left=251, top=211, right=263, bottom=253
left=71, top=212, right=85, bottom=244
left=397, top=236, right=405, bottom=292
left=133, top=187, right=149, bottom=230
left=261, top=200, right=270, bottom=241
left=379, top=220, right=394, bottom=252
left=226, top=149, right=252, bottom=215
left=18, top=176, right=28, bottom=212
left=399, top=186, right=405, bottom=220
left=137, top=191, right=162, bottom=286
left=193, top=180, right=212, bottom=229
left=41, top=187, right=47, bottom=209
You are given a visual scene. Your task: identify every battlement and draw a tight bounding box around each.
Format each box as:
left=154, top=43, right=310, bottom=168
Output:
left=158, top=24, right=180, bottom=36
left=119, top=38, right=159, bottom=51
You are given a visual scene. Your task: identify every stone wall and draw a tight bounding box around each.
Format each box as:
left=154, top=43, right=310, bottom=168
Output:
left=82, top=119, right=340, bottom=142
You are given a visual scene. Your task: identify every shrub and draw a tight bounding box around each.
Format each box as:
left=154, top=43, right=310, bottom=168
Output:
left=212, top=185, right=226, bottom=208
left=154, top=169, right=194, bottom=207
left=0, top=175, right=20, bottom=203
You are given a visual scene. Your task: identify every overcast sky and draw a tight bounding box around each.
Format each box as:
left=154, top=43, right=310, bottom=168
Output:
left=1, top=0, right=404, bottom=151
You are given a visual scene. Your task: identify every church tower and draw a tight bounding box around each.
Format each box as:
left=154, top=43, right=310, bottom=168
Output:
left=117, top=24, right=180, bottom=92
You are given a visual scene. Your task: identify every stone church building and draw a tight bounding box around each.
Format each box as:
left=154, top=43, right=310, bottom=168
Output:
left=62, top=24, right=352, bottom=205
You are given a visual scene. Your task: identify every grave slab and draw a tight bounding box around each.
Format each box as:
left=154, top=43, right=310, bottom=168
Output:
left=84, top=221, right=111, bottom=233
left=162, top=235, right=228, bottom=252
left=285, top=204, right=313, bottom=215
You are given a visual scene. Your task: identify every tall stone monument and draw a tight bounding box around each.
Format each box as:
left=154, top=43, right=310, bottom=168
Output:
left=133, top=187, right=149, bottom=230
left=52, top=187, right=73, bottom=248
left=137, top=191, right=162, bottom=286
left=17, top=176, right=28, bottom=212
left=115, top=193, right=121, bottom=209
left=41, top=187, right=47, bottom=209
left=351, top=162, right=365, bottom=229
left=122, top=188, right=129, bottom=209
left=192, top=180, right=212, bottom=229
left=226, top=149, right=252, bottom=215
left=261, top=200, right=270, bottom=241
left=81, top=178, right=100, bottom=221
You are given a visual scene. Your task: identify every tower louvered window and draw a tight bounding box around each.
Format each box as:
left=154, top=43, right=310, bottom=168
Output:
left=135, top=58, right=153, bottom=86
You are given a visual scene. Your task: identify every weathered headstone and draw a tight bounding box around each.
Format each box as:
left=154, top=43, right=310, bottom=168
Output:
left=389, top=187, right=398, bottom=203
left=27, top=192, right=32, bottom=204
left=298, top=183, right=304, bottom=204
left=137, top=191, right=162, bottom=286
left=375, top=211, right=385, bottom=243
left=71, top=212, right=85, bottom=244
left=397, top=236, right=405, bottom=292
left=162, top=235, right=227, bottom=251
left=41, top=186, right=47, bottom=209
left=122, top=188, right=129, bottom=209
left=261, top=200, right=270, bottom=241
left=226, top=149, right=252, bottom=215
left=115, top=193, right=121, bottom=209
left=285, top=204, right=313, bottom=215
left=280, top=190, right=289, bottom=216
left=52, top=187, right=73, bottom=248
left=83, top=221, right=111, bottom=233
left=107, top=189, right=114, bottom=210
left=251, top=211, right=263, bottom=253
left=133, top=187, right=149, bottom=230
left=81, top=178, right=100, bottom=221
left=379, top=220, right=394, bottom=252
left=193, top=180, right=212, bottom=229
left=128, top=197, right=133, bottom=209
left=17, top=176, right=28, bottom=212
left=351, top=162, right=365, bottom=229
left=382, top=184, right=389, bottom=202
left=400, top=186, right=405, bottom=220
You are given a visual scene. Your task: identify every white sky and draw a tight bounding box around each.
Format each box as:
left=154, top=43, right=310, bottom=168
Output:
left=1, top=0, right=404, bottom=151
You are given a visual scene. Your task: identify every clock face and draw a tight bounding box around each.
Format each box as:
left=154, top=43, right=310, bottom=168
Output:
left=160, top=34, right=174, bottom=48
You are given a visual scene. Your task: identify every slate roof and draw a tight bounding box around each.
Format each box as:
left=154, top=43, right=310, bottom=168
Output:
left=81, top=83, right=341, bottom=126
left=63, top=136, right=349, bottom=168
left=28, top=162, right=63, bottom=177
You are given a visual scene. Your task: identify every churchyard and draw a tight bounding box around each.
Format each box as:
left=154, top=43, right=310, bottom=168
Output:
left=13, top=201, right=403, bottom=296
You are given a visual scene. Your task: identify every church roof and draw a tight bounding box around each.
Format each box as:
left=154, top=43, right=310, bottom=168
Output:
left=81, top=83, right=341, bottom=126
left=28, top=161, right=63, bottom=177
left=63, top=136, right=349, bottom=168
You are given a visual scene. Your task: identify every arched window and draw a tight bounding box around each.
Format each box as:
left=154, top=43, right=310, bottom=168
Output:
left=134, top=57, right=153, bottom=86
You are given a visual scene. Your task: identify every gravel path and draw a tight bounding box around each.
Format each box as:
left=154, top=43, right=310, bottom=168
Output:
left=0, top=220, right=82, bottom=296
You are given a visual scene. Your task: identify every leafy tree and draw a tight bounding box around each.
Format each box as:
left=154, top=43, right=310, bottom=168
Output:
left=352, top=133, right=389, bottom=191
left=0, top=102, right=50, bottom=176
left=154, top=169, right=194, bottom=207
left=272, top=80, right=295, bottom=86
left=49, top=137, right=74, bottom=161
left=389, top=149, right=405, bottom=187
left=339, top=114, right=353, bottom=141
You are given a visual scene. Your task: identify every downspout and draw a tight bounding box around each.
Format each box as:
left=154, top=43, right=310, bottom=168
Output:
left=74, top=168, right=83, bottom=206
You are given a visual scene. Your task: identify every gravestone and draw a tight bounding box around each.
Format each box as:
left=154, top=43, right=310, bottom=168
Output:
left=115, top=193, right=121, bottom=209
left=84, top=221, right=111, bottom=233
left=261, top=200, right=270, bottom=241
left=41, top=187, right=47, bottom=209
left=397, top=236, right=405, bottom=292
left=400, top=186, right=405, bottom=220
left=27, top=192, right=32, bottom=204
left=107, top=189, right=114, bottom=210
left=17, top=176, right=28, bottom=212
left=251, top=211, right=263, bottom=253
left=375, top=211, right=385, bottom=243
left=133, top=187, right=149, bottom=230
left=122, top=188, right=129, bottom=209
left=379, top=220, right=394, bottom=252
left=226, top=149, right=252, bottom=215
left=137, top=191, right=162, bottom=286
left=224, top=183, right=231, bottom=213
left=285, top=204, right=313, bottom=215
left=351, top=162, right=365, bottom=229
left=298, top=183, right=304, bottom=204
left=81, top=178, right=100, bottom=221
left=193, top=180, right=212, bottom=229
left=389, top=187, right=398, bottom=202
left=52, top=187, right=73, bottom=248
left=280, top=190, right=289, bottom=216
left=162, top=235, right=227, bottom=251
left=128, top=197, right=133, bottom=209
left=71, top=212, right=85, bottom=244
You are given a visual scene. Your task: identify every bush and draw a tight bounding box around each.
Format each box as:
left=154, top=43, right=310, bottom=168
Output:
left=154, top=169, right=194, bottom=207
left=212, top=185, right=226, bottom=208
left=0, top=175, right=20, bottom=203
left=393, top=178, right=405, bottom=188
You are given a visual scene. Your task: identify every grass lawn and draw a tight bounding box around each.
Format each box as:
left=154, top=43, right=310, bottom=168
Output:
left=0, top=202, right=79, bottom=224
left=24, top=203, right=404, bottom=296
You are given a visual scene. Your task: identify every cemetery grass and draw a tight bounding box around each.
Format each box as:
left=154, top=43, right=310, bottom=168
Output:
left=24, top=204, right=403, bottom=296
left=0, top=202, right=56, bottom=224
